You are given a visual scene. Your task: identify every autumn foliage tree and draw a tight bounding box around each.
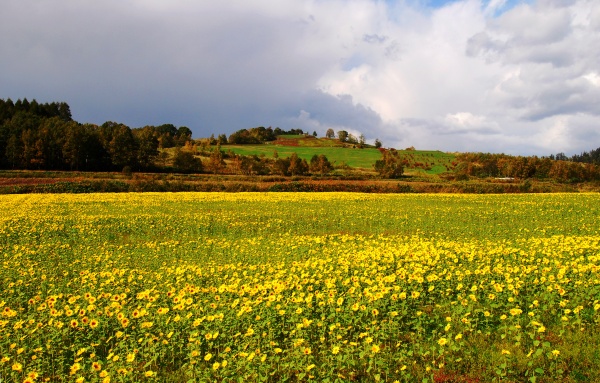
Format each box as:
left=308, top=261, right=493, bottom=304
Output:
left=288, top=153, right=309, bottom=176
left=454, top=152, right=600, bottom=182
left=374, top=149, right=404, bottom=178
left=309, top=154, right=333, bottom=175
left=207, top=145, right=226, bottom=174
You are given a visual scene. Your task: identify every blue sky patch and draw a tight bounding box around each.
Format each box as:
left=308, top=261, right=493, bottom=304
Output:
left=386, top=0, right=532, bottom=14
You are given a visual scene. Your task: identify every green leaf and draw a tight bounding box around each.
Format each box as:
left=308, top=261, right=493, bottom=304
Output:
left=529, top=376, right=537, bottom=383
left=535, top=368, right=544, bottom=374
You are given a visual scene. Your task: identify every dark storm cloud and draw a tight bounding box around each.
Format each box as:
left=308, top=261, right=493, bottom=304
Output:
left=0, top=1, right=335, bottom=133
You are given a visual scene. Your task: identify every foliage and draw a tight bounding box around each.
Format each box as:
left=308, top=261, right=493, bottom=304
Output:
left=133, top=127, right=159, bottom=169
left=455, top=152, right=600, bottom=182
left=288, top=153, right=309, bottom=176
left=273, top=128, right=305, bottom=136
left=337, top=130, right=349, bottom=142
left=172, top=149, right=203, bottom=174
left=309, top=154, right=333, bottom=175
left=3, top=98, right=600, bottom=184
left=0, top=99, right=193, bottom=172
left=206, top=146, right=225, bottom=174
left=374, top=148, right=404, bottom=178
left=553, top=147, right=600, bottom=165
left=358, top=134, right=366, bottom=148
left=227, top=127, right=277, bottom=144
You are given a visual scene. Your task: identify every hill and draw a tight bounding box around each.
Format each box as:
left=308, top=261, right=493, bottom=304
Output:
left=1, top=99, right=599, bottom=191
left=221, top=135, right=455, bottom=175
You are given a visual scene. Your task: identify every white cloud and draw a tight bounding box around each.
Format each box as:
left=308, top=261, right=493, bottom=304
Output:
left=444, top=112, right=500, bottom=133
left=584, top=72, right=600, bottom=87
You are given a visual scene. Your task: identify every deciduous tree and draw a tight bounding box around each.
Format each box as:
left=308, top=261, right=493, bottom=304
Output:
left=108, top=124, right=137, bottom=170
left=173, top=148, right=203, bottom=173
left=134, top=127, right=159, bottom=170
left=207, top=144, right=225, bottom=174
left=288, top=152, right=308, bottom=176
left=310, top=154, right=333, bottom=175
left=374, top=149, right=404, bottom=178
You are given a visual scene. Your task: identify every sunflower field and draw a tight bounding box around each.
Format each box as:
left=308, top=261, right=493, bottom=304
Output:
left=1, top=192, right=599, bottom=382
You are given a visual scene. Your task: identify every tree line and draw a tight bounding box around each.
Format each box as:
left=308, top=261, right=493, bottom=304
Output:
left=550, top=149, right=600, bottom=165
left=3, top=98, right=598, bottom=182
left=454, top=152, right=600, bottom=182
left=0, top=98, right=193, bottom=172
left=0, top=98, right=338, bottom=176
left=226, top=127, right=307, bottom=144
left=177, top=143, right=335, bottom=176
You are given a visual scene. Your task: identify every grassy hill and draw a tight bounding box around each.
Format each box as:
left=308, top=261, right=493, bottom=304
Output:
left=225, top=145, right=381, bottom=169
left=221, top=135, right=456, bottom=174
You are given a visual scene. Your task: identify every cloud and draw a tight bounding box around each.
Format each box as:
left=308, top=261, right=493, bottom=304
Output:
left=466, top=0, right=600, bottom=125
left=1, top=0, right=599, bottom=156
left=443, top=112, right=502, bottom=135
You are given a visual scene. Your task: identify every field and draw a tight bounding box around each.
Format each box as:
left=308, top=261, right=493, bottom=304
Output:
left=1, top=193, right=600, bottom=382
left=221, top=136, right=455, bottom=174
left=224, top=145, right=383, bottom=169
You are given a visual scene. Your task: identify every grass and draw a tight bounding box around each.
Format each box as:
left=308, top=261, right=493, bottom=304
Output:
left=224, top=145, right=383, bottom=169
left=224, top=145, right=456, bottom=174
left=216, top=135, right=457, bottom=174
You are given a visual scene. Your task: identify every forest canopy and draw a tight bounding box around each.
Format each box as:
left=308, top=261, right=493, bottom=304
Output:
left=0, top=98, right=191, bottom=171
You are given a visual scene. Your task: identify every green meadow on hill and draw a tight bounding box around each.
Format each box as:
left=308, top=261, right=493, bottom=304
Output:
left=222, top=135, right=456, bottom=174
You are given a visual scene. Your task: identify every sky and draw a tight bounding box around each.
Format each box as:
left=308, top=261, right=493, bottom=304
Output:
left=1, top=0, right=599, bottom=155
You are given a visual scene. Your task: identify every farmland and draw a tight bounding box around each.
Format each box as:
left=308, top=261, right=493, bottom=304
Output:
left=1, top=193, right=600, bottom=382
